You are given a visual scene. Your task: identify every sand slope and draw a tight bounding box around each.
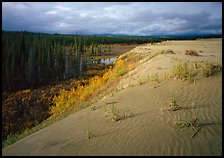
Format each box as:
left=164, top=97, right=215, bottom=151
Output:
left=2, top=38, right=222, bottom=156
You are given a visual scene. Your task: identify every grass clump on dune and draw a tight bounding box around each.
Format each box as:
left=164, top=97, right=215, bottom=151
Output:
left=138, top=78, right=147, bottom=85
left=168, top=96, right=182, bottom=111
left=148, top=73, right=160, bottom=82
left=103, top=103, right=121, bottom=122
left=176, top=111, right=202, bottom=138
left=104, top=102, right=134, bottom=122
left=171, top=62, right=196, bottom=82
left=161, top=96, right=182, bottom=112
left=185, top=49, right=199, bottom=56
left=110, top=104, right=121, bottom=122
left=138, top=73, right=160, bottom=85
left=163, top=61, right=221, bottom=81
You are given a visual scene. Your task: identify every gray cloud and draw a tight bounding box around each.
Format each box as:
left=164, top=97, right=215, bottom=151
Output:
left=2, top=2, right=222, bottom=35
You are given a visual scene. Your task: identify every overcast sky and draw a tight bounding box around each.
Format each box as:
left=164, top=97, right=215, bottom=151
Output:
left=2, top=2, right=222, bottom=36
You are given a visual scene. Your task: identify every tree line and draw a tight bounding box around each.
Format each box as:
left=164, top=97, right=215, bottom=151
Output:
left=3, top=31, right=220, bottom=91
left=2, top=31, right=156, bottom=91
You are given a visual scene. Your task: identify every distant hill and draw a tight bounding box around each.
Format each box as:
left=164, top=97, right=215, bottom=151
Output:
left=2, top=30, right=222, bottom=38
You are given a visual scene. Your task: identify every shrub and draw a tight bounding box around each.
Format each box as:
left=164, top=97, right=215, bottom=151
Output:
left=50, top=59, right=130, bottom=117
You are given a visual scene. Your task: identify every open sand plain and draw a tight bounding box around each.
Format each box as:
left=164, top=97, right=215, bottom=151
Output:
left=2, top=38, right=222, bottom=156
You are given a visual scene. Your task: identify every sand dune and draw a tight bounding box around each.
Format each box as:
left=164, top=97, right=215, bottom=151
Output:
left=2, top=38, right=222, bottom=156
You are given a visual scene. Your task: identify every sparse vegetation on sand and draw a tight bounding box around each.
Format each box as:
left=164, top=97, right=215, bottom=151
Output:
left=176, top=111, right=202, bottom=138
left=171, top=62, right=196, bottom=82
left=138, top=73, right=160, bottom=85
left=202, top=62, right=222, bottom=77
left=161, top=49, right=175, bottom=54
left=168, top=96, right=182, bottom=111
left=87, top=130, right=96, bottom=140
left=110, top=104, right=121, bottom=121
left=162, top=61, right=222, bottom=83
left=104, top=103, right=134, bottom=122
left=161, top=96, right=182, bottom=112
left=138, top=78, right=147, bottom=85
left=148, top=73, right=160, bottom=82
left=185, top=49, right=199, bottom=56
left=104, top=103, right=121, bottom=122
left=162, top=61, right=221, bottom=81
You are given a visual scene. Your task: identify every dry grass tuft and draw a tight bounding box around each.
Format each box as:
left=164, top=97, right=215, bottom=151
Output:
left=148, top=73, right=160, bottom=82
left=202, top=62, right=222, bottom=77
left=171, top=62, right=196, bottom=82
left=161, top=49, right=175, bottom=54
left=185, top=49, right=199, bottom=56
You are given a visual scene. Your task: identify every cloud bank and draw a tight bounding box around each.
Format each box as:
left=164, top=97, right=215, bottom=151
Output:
left=2, top=2, right=222, bottom=35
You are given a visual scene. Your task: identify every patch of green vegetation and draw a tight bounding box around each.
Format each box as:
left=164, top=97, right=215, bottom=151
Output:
left=176, top=111, right=202, bottom=138
left=161, top=96, right=182, bottom=112
left=2, top=133, right=19, bottom=148
left=110, top=104, right=121, bottom=122
left=168, top=96, right=182, bottom=111
left=103, top=103, right=134, bottom=122
left=80, top=102, right=92, bottom=110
